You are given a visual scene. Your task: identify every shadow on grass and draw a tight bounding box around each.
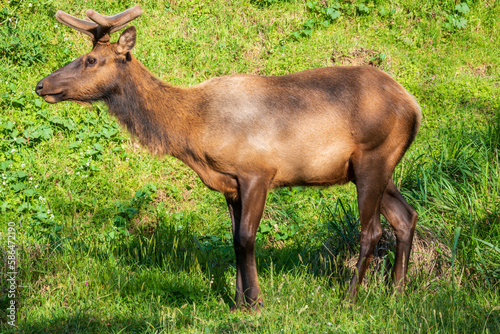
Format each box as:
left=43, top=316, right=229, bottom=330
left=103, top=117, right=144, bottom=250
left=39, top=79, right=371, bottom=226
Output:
left=5, top=312, right=188, bottom=334
left=86, top=194, right=364, bottom=300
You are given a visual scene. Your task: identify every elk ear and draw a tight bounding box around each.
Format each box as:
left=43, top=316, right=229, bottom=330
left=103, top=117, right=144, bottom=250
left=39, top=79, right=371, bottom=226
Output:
left=116, top=26, right=136, bottom=55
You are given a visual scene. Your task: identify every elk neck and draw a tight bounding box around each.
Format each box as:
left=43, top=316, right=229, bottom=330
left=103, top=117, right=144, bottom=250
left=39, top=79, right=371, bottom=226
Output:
left=104, top=57, right=204, bottom=160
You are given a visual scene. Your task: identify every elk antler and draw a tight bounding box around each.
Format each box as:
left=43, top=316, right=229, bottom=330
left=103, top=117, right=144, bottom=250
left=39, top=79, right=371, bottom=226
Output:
left=55, top=6, right=143, bottom=44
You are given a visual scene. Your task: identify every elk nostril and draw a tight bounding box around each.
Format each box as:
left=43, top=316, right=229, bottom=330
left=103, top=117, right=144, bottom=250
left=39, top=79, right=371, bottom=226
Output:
left=35, top=82, right=43, bottom=95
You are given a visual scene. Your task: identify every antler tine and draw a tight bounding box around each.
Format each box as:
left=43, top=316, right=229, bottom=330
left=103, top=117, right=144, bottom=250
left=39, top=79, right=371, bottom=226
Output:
left=55, top=7, right=142, bottom=45
left=86, top=6, right=143, bottom=36
left=55, top=10, right=99, bottom=39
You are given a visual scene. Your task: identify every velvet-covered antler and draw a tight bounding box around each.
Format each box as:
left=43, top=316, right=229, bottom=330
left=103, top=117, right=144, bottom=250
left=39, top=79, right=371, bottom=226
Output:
left=55, top=6, right=143, bottom=44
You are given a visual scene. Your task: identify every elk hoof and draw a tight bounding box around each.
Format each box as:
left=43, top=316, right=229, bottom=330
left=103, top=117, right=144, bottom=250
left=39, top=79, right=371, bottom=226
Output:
left=229, top=298, right=264, bottom=314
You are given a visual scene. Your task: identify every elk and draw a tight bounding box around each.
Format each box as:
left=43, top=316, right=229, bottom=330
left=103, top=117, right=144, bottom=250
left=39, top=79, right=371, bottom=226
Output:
left=36, top=6, right=421, bottom=311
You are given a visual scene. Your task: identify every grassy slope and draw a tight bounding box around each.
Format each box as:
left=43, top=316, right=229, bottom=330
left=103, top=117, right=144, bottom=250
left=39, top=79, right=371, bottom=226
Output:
left=0, top=0, right=499, bottom=332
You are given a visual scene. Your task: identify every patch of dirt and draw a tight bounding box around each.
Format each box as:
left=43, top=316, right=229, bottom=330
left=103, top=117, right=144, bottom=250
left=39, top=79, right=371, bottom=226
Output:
left=469, top=63, right=495, bottom=77
left=341, top=226, right=453, bottom=286
left=331, top=48, right=390, bottom=69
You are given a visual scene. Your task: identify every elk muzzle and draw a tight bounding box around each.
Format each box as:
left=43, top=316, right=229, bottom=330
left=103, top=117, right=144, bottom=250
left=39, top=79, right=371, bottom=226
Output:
left=35, top=58, right=83, bottom=103
left=35, top=76, right=65, bottom=103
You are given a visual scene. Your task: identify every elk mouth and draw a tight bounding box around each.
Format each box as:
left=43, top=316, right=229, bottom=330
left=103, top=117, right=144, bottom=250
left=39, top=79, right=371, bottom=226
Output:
left=35, top=79, right=65, bottom=103
left=40, top=92, right=65, bottom=103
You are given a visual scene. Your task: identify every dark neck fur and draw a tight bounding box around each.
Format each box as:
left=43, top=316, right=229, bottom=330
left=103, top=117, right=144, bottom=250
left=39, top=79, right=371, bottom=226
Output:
left=104, top=59, right=197, bottom=157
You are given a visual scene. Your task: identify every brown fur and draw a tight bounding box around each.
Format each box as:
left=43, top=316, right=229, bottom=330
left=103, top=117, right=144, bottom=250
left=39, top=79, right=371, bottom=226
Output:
left=36, top=15, right=422, bottom=311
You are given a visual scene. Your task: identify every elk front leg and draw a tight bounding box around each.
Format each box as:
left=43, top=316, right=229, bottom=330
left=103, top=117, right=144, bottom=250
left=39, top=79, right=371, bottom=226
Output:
left=226, top=175, right=269, bottom=311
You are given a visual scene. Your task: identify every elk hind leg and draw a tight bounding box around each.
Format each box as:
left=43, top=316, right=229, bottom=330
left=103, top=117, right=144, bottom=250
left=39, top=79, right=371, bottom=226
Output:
left=346, top=156, right=393, bottom=299
left=380, top=179, right=417, bottom=294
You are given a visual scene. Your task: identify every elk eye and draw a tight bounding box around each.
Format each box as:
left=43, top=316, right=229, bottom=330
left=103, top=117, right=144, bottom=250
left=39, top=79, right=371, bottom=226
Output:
left=86, top=57, right=97, bottom=66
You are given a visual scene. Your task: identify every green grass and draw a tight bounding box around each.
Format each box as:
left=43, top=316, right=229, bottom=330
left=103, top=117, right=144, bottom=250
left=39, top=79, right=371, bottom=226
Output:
left=1, top=0, right=499, bottom=332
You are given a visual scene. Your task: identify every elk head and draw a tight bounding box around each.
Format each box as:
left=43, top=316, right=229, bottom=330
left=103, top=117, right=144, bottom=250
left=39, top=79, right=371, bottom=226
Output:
left=35, top=7, right=142, bottom=104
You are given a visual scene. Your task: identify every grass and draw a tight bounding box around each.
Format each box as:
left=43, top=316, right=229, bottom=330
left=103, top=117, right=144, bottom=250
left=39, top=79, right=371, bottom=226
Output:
left=1, top=0, right=499, bottom=332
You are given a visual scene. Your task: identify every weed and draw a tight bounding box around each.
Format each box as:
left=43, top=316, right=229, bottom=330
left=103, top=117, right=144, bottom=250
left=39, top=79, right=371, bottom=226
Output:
left=444, top=2, right=470, bottom=31
left=290, top=1, right=341, bottom=40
